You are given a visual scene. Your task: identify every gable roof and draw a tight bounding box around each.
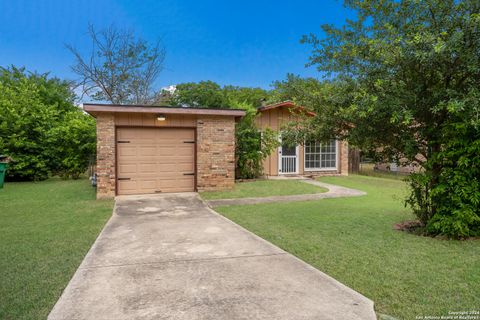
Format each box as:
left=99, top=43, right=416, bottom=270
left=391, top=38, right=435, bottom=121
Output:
left=257, top=100, right=315, bottom=116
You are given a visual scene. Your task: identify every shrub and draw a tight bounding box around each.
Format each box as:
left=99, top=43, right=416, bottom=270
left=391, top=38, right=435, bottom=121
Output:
left=0, top=66, right=96, bottom=180
left=406, top=121, right=480, bottom=238
left=233, top=102, right=278, bottom=179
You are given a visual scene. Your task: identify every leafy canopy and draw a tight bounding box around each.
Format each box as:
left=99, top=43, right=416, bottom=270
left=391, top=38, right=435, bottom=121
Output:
left=296, top=0, right=480, bottom=237
left=0, top=66, right=96, bottom=180
left=170, top=81, right=277, bottom=178
left=170, top=80, right=271, bottom=109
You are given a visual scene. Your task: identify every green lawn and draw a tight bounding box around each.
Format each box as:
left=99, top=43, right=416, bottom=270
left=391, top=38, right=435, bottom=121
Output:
left=215, top=175, right=480, bottom=319
left=200, top=179, right=327, bottom=200
left=0, top=178, right=113, bottom=320
left=358, top=162, right=409, bottom=180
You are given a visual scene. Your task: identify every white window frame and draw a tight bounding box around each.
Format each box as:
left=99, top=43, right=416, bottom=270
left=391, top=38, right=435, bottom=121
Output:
left=303, top=140, right=339, bottom=172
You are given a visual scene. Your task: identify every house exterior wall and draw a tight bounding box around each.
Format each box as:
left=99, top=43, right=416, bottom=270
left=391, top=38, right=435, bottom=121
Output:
left=96, top=113, right=116, bottom=199
left=196, top=116, right=236, bottom=191
left=95, top=112, right=236, bottom=199
left=255, top=107, right=349, bottom=176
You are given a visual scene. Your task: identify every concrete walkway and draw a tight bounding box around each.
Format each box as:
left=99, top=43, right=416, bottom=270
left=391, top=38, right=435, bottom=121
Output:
left=206, top=179, right=366, bottom=207
left=49, top=193, right=375, bottom=320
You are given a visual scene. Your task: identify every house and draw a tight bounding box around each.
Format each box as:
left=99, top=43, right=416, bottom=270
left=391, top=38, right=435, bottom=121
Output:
left=84, top=104, right=245, bottom=199
left=255, top=101, right=349, bottom=176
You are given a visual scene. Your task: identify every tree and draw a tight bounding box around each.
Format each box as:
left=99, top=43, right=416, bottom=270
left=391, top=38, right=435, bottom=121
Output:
left=170, top=81, right=277, bottom=178
left=171, top=81, right=228, bottom=107
left=67, top=24, right=166, bottom=104
left=170, top=80, right=271, bottom=108
left=270, top=73, right=323, bottom=105
left=294, top=0, right=480, bottom=237
left=0, top=66, right=96, bottom=180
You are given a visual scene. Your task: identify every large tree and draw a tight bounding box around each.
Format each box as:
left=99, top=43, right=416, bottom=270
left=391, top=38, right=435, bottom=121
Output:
left=293, top=0, right=480, bottom=237
left=67, top=25, right=166, bottom=104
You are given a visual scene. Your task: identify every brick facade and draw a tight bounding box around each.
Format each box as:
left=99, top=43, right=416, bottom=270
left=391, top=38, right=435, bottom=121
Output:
left=196, top=116, right=236, bottom=191
left=94, top=112, right=236, bottom=198
left=96, top=113, right=116, bottom=199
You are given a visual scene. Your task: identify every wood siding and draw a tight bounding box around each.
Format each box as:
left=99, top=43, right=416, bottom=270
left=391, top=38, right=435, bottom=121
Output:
left=255, top=106, right=348, bottom=176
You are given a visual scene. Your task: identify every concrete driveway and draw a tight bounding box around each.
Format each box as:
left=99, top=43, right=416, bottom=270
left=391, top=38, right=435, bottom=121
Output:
left=49, top=193, right=375, bottom=320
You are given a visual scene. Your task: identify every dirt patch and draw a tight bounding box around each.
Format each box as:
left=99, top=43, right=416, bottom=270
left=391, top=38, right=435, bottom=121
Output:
left=393, top=220, right=424, bottom=234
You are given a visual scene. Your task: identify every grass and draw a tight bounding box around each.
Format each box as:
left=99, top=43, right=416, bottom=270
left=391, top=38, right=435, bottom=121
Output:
left=0, top=178, right=113, bottom=320
left=200, top=179, right=328, bottom=200
left=215, top=175, right=480, bottom=320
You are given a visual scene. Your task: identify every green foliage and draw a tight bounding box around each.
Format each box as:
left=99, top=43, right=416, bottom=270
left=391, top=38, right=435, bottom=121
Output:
left=172, top=81, right=228, bottom=107
left=270, top=73, right=323, bottom=106
left=50, top=112, right=96, bottom=179
left=171, top=80, right=271, bottom=108
left=0, top=66, right=96, bottom=180
left=297, top=0, right=480, bottom=237
left=235, top=108, right=278, bottom=179
left=171, top=81, right=277, bottom=179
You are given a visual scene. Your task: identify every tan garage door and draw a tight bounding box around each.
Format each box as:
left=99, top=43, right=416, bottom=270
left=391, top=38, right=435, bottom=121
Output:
left=116, top=127, right=195, bottom=195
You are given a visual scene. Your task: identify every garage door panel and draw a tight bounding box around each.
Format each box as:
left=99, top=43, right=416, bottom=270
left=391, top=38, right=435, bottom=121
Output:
left=156, top=163, right=193, bottom=173
left=118, top=164, right=138, bottom=174
left=117, top=146, right=137, bottom=156
left=117, top=127, right=195, bottom=195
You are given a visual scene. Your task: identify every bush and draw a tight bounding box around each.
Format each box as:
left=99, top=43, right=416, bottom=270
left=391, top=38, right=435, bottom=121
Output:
left=233, top=102, right=278, bottom=179
left=49, top=112, right=96, bottom=179
left=0, top=66, right=96, bottom=180
left=406, top=121, right=480, bottom=238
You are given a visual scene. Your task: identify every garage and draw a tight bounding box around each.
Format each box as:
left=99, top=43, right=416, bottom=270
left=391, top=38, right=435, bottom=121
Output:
left=83, top=103, right=245, bottom=199
left=116, top=127, right=195, bottom=195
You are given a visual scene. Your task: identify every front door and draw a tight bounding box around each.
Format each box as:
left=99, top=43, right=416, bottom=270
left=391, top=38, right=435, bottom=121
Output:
left=278, top=144, right=299, bottom=174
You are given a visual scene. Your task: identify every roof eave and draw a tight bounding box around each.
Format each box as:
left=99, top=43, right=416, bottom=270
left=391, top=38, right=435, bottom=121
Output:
left=83, top=104, right=246, bottom=118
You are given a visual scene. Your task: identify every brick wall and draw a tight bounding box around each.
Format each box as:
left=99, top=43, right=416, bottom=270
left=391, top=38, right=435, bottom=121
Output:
left=94, top=113, right=236, bottom=198
left=96, top=113, right=116, bottom=199
left=196, top=116, right=236, bottom=191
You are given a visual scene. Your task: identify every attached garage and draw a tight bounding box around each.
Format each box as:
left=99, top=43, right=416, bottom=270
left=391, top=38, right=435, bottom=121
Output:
left=84, top=104, right=245, bottom=199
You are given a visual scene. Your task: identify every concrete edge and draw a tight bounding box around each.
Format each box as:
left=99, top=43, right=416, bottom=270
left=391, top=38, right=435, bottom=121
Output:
left=199, top=194, right=376, bottom=317
left=47, top=202, right=118, bottom=319
left=204, top=178, right=367, bottom=208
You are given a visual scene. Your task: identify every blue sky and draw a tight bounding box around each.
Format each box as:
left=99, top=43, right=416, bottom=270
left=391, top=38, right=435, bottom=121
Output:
left=0, top=0, right=353, bottom=90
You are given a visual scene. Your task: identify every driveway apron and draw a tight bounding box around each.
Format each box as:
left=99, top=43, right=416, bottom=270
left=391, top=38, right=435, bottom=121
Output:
left=49, top=193, right=375, bottom=320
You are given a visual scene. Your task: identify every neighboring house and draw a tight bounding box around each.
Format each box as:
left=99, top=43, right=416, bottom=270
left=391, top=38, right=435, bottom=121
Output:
left=84, top=103, right=245, bottom=199
left=255, top=101, right=349, bottom=176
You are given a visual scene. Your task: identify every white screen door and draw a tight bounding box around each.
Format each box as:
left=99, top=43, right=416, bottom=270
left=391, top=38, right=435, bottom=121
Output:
left=279, top=144, right=299, bottom=174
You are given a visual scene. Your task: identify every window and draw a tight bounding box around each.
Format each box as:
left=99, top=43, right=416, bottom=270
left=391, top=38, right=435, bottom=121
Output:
left=304, top=140, right=337, bottom=170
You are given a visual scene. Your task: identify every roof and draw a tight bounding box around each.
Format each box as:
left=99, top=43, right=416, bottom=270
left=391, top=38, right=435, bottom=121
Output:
left=83, top=103, right=246, bottom=118
left=257, top=101, right=316, bottom=116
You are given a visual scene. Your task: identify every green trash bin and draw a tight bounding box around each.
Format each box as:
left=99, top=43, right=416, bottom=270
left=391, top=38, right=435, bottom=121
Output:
left=0, top=162, right=7, bottom=189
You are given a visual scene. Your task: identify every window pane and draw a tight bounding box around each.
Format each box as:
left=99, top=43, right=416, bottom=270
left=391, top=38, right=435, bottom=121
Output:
left=305, top=140, right=338, bottom=169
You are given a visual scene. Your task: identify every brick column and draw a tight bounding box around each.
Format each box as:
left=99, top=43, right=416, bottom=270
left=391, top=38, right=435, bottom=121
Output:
left=96, top=113, right=116, bottom=198
left=196, top=116, right=235, bottom=191
left=339, top=141, right=349, bottom=176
